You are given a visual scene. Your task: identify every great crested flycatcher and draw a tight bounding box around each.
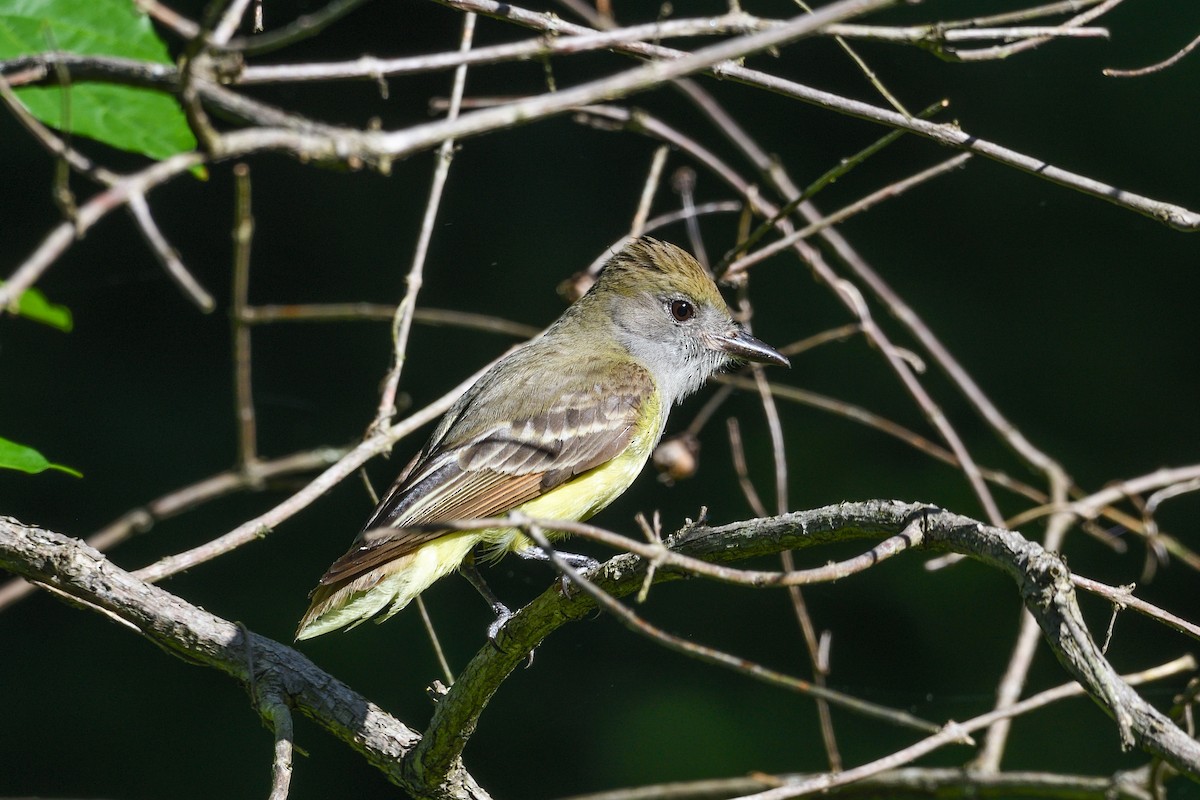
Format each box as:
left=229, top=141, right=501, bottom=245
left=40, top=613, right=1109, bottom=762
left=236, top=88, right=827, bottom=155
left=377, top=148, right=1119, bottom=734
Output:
left=296, top=237, right=788, bottom=640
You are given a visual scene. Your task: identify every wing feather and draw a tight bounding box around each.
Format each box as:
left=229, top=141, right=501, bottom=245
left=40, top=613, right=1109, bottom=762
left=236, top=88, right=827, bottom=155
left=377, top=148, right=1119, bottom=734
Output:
left=315, top=356, right=655, bottom=589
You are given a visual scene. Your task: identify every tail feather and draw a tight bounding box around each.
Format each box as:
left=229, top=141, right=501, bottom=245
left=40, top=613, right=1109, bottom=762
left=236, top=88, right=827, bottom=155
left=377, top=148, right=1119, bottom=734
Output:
left=295, top=531, right=481, bottom=640
left=295, top=563, right=402, bottom=640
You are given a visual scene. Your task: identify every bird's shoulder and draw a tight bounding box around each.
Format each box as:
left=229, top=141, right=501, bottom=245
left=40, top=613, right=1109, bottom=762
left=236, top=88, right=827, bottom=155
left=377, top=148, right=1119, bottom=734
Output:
left=437, top=338, right=656, bottom=448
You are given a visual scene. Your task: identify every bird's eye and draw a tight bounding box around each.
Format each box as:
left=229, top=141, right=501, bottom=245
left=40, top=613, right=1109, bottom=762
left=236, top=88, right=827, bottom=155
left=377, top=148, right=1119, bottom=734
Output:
left=669, top=299, right=695, bottom=322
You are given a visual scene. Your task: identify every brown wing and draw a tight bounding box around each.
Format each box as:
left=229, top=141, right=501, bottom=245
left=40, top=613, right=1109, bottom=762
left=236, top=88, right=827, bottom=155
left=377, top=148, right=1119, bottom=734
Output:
left=317, top=356, right=655, bottom=587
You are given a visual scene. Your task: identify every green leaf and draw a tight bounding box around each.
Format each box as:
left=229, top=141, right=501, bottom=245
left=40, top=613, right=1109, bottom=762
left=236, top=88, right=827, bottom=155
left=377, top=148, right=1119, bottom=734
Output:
left=0, top=436, right=82, bottom=477
left=2, top=283, right=73, bottom=331
left=0, top=0, right=196, bottom=159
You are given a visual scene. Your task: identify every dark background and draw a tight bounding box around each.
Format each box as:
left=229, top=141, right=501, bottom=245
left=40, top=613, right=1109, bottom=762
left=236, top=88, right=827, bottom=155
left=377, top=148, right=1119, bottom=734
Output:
left=2, top=1, right=1198, bottom=797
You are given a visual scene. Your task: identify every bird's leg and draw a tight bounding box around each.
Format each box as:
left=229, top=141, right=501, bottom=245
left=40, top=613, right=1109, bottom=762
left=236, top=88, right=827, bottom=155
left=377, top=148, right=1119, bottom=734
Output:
left=517, top=546, right=600, bottom=597
left=458, top=552, right=512, bottom=644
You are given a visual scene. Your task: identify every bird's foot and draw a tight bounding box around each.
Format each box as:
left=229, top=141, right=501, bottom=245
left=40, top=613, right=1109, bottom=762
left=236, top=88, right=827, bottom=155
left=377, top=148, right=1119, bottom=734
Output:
left=517, top=546, right=600, bottom=597
left=486, top=602, right=514, bottom=648
left=486, top=604, right=535, bottom=666
left=460, top=554, right=528, bottom=658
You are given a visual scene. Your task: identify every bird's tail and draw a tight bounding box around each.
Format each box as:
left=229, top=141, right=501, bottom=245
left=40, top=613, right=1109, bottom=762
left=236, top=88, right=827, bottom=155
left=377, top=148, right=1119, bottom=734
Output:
left=295, top=531, right=480, bottom=640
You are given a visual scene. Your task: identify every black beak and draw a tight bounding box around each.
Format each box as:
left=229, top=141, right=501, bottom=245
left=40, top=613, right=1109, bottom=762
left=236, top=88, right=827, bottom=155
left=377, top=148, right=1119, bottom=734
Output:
left=711, top=327, right=790, bottom=368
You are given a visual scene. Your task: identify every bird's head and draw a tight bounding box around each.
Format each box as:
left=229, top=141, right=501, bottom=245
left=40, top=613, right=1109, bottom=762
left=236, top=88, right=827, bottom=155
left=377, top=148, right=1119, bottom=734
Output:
left=590, top=237, right=788, bottom=403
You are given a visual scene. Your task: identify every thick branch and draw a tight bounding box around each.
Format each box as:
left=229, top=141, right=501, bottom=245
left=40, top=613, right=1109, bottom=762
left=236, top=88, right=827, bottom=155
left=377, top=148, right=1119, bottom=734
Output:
left=411, top=501, right=1200, bottom=785
left=0, top=517, right=487, bottom=800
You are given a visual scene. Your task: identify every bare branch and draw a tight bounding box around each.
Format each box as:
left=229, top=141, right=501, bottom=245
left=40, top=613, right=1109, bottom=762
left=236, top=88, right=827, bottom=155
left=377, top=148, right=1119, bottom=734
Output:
left=0, top=148, right=204, bottom=312
left=0, top=73, right=213, bottom=311
left=231, top=163, right=258, bottom=468
left=1072, top=575, right=1200, bottom=642
left=134, top=0, right=202, bottom=40
left=261, top=688, right=295, bottom=800
left=0, top=517, right=489, bottom=800
left=235, top=13, right=770, bottom=84
left=375, top=13, right=476, bottom=429
left=825, top=23, right=1111, bottom=43
left=213, top=0, right=256, bottom=45
left=404, top=501, right=1200, bottom=787
left=948, top=0, right=1128, bottom=62
left=6, top=497, right=1198, bottom=789
left=1104, top=32, right=1200, bottom=77
left=726, top=153, right=973, bottom=276
left=629, top=145, right=670, bottom=238
left=439, top=0, right=1199, bottom=230
left=554, top=764, right=1165, bottom=800
left=128, top=193, right=215, bottom=311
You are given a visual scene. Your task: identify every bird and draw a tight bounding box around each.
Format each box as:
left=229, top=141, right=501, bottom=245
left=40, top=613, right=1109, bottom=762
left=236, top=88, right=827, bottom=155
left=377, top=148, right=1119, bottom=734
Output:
left=296, top=237, right=788, bottom=641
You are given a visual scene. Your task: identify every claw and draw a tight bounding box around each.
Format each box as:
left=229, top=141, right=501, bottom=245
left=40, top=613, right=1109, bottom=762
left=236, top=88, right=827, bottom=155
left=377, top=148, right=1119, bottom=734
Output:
left=486, top=606, right=535, bottom=666
left=486, top=605, right=514, bottom=648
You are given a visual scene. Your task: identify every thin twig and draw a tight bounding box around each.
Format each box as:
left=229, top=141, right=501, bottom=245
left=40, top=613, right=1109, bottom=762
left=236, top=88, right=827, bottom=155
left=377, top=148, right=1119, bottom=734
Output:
left=727, top=418, right=769, bottom=518
left=714, top=98, right=948, bottom=273
left=630, top=145, right=670, bottom=237
left=0, top=73, right=213, bottom=311
left=796, top=0, right=911, bottom=117
left=134, top=0, right=202, bottom=39
left=231, top=163, right=258, bottom=469
left=0, top=147, right=204, bottom=311
left=225, top=0, right=373, bottom=54
left=0, top=447, right=344, bottom=611
left=374, top=13, right=476, bottom=428
left=824, top=23, right=1110, bottom=43
left=1066, top=465, right=1200, bottom=521
left=241, top=304, right=542, bottom=339
left=128, top=194, right=215, bottom=311
left=735, top=655, right=1196, bottom=800
left=671, top=167, right=707, bottom=269
left=516, top=519, right=939, bottom=733
left=1072, top=575, right=1200, bottom=642
left=726, top=153, right=973, bottom=276
left=948, top=0, right=1126, bottom=61
left=437, top=0, right=1198, bottom=230
left=416, top=595, right=456, bottom=685
left=945, top=0, right=1107, bottom=28
left=586, top=201, right=746, bottom=278
left=740, top=322, right=842, bottom=770
left=716, top=376, right=1058, bottom=510
left=974, top=498, right=1074, bottom=771
left=212, top=0, right=256, bottom=45
left=262, top=691, right=295, bottom=800
left=430, top=513, right=925, bottom=591
left=235, top=13, right=769, bottom=83
left=553, top=765, right=1157, bottom=800
left=1104, top=33, right=1200, bottom=77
